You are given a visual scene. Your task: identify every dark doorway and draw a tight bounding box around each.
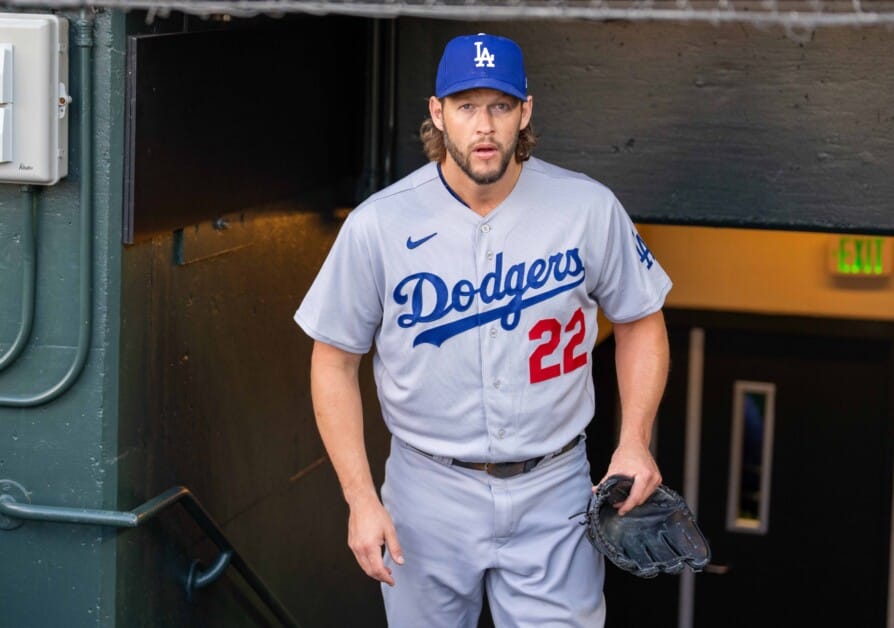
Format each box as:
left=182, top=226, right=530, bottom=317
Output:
left=587, top=311, right=894, bottom=627
left=694, top=325, right=892, bottom=627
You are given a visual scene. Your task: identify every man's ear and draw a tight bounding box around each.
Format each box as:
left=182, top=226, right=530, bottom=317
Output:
left=429, top=96, right=445, bottom=131
left=520, top=95, right=534, bottom=131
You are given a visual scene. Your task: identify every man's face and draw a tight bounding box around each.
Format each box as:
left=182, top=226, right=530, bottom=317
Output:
left=431, top=89, right=533, bottom=186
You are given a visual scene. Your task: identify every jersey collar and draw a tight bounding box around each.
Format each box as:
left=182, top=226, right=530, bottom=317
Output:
left=436, top=162, right=470, bottom=208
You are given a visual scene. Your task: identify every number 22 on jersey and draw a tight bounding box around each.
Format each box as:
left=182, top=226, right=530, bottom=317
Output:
left=528, top=307, right=588, bottom=384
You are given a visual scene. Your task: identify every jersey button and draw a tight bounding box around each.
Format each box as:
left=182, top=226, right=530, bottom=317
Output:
left=481, top=224, right=491, bottom=233
left=493, top=379, right=502, bottom=388
left=489, top=327, right=497, bottom=338
left=497, top=429, right=506, bottom=439
left=486, top=250, right=494, bottom=261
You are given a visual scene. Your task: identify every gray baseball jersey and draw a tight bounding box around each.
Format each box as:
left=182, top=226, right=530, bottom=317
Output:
left=294, top=156, right=672, bottom=462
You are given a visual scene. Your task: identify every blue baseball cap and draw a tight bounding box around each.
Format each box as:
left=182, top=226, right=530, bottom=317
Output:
left=435, top=33, right=527, bottom=101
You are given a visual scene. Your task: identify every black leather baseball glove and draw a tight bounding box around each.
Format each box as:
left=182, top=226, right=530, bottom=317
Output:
left=582, top=474, right=711, bottom=578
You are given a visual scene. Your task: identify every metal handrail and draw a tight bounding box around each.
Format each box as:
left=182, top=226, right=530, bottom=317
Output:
left=0, top=482, right=301, bottom=628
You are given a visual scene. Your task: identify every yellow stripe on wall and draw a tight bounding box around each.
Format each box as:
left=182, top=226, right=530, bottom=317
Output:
left=638, top=225, right=894, bottom=322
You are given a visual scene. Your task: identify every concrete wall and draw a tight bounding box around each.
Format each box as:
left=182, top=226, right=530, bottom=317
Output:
left=114, top=13, right=388, bottom=628
left=117, top=205, right=389, bottom=627
left=394, top=18, right=894, bottom=234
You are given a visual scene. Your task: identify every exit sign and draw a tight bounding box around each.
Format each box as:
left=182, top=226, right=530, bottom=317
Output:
left=829, top=236, right=893, bottom=277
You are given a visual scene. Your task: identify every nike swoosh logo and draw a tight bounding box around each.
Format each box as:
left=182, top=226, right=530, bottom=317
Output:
left=406, top=232, right=438, bottom=249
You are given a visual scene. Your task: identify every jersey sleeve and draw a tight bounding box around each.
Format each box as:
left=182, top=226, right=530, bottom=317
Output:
left=589, top=195, right=672, bottom=323
left=293, top=211, right=383, bottom=354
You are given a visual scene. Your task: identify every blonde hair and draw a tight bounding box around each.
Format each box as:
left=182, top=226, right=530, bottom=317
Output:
left=419, top=116, right=537, bottom=164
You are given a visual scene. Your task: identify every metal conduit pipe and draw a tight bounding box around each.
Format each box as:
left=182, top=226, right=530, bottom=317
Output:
left=358, top=18, right=381, bottom=201
left=0, top=10, right=94, bottom=407
left=0, top=186, right=38, bottom=371
left=381, top=19, right=396, bottom=189
left=358, top=19, right=396, bottom=198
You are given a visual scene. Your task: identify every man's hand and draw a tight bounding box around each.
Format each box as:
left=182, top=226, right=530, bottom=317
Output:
left=598, top=441, right=662, bottom=516
left=310, top=341, right=404, bottom=584
left=347, top=494, right=404, bottom=586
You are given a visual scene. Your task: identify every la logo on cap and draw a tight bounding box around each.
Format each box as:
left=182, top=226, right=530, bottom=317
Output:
left=474, top=40, right=495, bottom=68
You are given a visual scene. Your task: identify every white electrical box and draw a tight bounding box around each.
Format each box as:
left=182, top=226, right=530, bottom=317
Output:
left=0, top=12, right=69, bottom=186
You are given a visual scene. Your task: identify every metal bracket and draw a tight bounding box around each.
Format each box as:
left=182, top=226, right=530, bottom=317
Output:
left=186, top=550, right=234, bottom=602
left=0, top=479, right=30, bottom=530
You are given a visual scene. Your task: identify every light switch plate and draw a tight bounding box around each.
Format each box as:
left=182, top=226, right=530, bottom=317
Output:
left=0, top=13, right=68, bottom=185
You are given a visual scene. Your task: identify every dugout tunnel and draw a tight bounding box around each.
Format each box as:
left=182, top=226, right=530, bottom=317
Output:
left=0, top=4, right=893, bottom=627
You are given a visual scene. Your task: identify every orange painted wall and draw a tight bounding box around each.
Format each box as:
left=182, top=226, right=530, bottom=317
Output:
left=639, top=225, right=894, bottom=322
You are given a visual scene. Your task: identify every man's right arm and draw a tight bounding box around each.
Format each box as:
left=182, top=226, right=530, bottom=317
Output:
left=310, top=340, right=404, bottom=586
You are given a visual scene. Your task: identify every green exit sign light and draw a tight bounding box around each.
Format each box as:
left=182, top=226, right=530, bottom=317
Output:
left=829, top=236, right=892, bottom=277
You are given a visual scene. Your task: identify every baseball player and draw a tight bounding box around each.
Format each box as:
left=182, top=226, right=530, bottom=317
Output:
left=294, top=33, right=672, bottom=627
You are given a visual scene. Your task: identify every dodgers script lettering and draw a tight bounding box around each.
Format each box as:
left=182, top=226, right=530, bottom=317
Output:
left=394, top=249, right=585, bottom=347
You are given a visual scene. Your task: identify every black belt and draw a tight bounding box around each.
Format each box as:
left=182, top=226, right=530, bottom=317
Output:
left=416, top=435, right=582, bottom=479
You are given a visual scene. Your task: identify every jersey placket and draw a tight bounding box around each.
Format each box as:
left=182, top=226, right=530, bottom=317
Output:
left=475, top=218, right=511, bottom=460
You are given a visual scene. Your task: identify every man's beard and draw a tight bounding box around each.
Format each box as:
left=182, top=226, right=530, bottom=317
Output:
left=443, top=127, right=518, bottom=185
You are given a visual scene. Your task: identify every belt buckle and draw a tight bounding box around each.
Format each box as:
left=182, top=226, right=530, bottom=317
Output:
left=484, top=461, right=524, bottom=479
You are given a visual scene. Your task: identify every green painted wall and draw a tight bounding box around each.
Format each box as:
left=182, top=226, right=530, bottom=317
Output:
left=0, top=9, right=124, bottom=627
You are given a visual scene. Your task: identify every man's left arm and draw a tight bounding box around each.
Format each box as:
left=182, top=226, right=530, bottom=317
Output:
left=600, top=309, right=670, bottom=515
